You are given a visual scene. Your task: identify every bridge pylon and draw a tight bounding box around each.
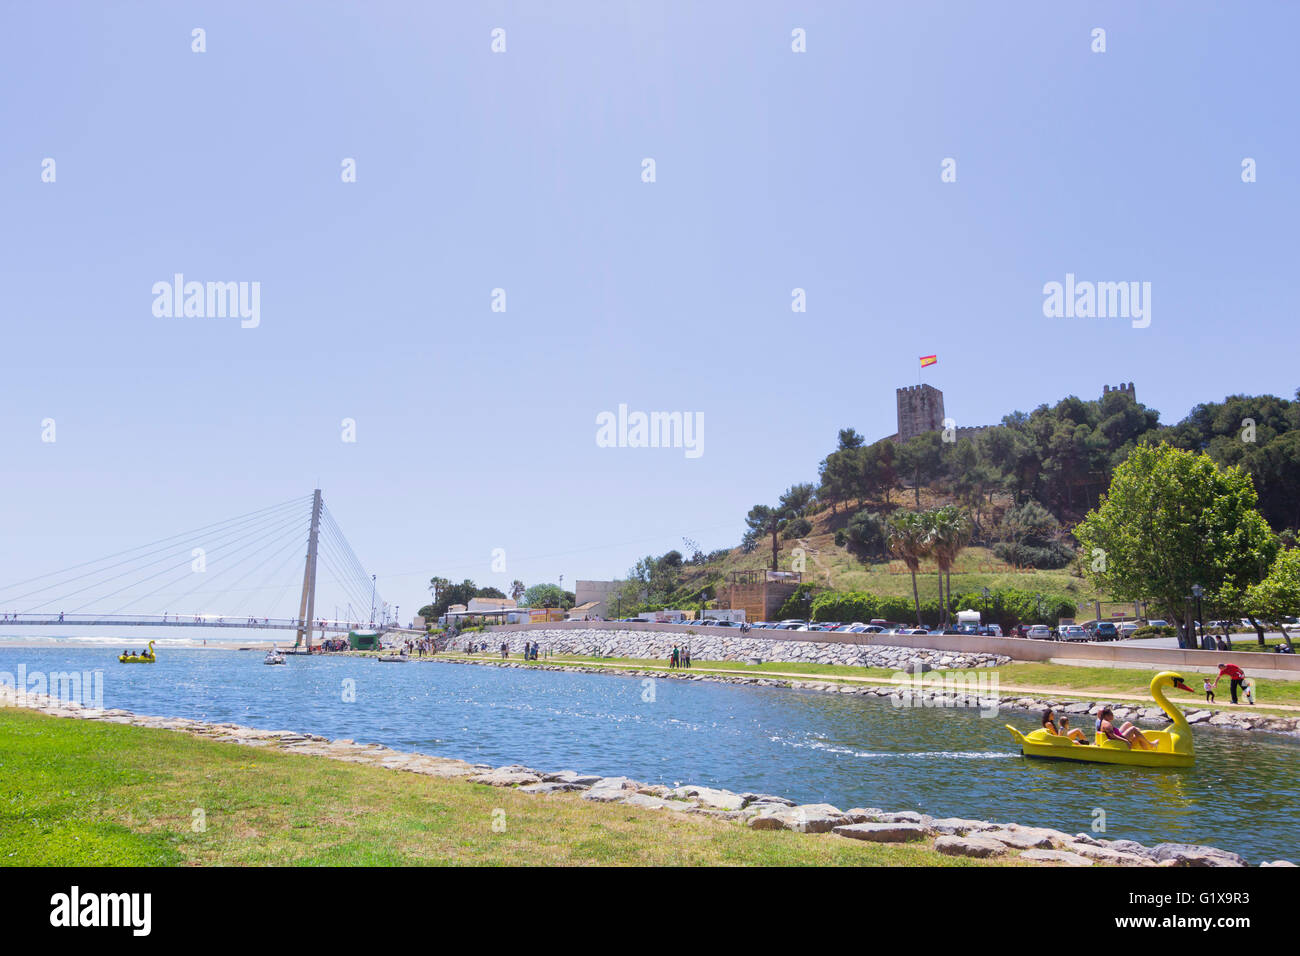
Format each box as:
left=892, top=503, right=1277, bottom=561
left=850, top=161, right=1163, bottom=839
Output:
left=294, top=489, right=323, bottom=649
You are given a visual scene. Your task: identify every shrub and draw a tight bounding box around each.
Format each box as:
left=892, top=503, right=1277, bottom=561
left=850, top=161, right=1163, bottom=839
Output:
left=777, top=584, right=819, bottom=620
left=1132, top=625, right=1178, bottom=639
left=782, top=517, right=813, bottom=540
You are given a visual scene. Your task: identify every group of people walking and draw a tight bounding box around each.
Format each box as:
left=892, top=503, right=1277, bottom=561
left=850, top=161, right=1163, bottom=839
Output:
left=669, top=644, right=691, bottom=668
left=496, top=640, right=543, bottom=660
left=401, top=637, right=436, bottom=657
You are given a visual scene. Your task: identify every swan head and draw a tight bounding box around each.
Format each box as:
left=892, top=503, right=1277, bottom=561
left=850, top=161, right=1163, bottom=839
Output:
left=1161, top=672, right=1194, bottom=694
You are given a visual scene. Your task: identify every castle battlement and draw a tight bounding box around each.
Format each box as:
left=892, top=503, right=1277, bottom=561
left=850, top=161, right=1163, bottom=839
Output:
left=888, top=382, right=1133, bottom=444
left=895, top=383, right=945, bottom=442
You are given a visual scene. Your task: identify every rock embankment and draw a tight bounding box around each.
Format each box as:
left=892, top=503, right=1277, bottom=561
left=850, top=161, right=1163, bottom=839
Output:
left=448, top=628, right=1009, bottom=671
left=4, top=684, right=1292, bottom=867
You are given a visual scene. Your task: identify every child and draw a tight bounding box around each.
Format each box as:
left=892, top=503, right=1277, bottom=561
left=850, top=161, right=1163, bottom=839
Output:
left=1203, top=677, right=1215, bottom=703
left=1242, top=679, right=1255, bottom=705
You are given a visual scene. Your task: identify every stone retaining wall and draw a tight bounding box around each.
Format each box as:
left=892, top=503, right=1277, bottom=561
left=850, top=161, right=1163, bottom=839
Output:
left=479, top=621, right=1300, bottom=675
left=446, top=627, right=1010, bottom=671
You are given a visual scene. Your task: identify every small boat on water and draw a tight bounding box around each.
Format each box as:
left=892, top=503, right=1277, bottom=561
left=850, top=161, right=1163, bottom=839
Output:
left=119, top=640, right=157, bottom=664
left=264, top=647, right=286, bottom=665
left=377, top=653, right=410, bottom=663
left=1004, top=671, right=1197, bottom=768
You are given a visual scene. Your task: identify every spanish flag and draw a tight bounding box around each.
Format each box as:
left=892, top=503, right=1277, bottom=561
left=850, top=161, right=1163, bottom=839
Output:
left=919, top=354, right=938, bottom=368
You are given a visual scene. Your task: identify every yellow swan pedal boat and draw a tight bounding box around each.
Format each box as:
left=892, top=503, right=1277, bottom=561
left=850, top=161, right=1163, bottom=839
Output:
left=1005, top=671, right=1197, bottom=768
left=118, top=640, right=156, bottom=664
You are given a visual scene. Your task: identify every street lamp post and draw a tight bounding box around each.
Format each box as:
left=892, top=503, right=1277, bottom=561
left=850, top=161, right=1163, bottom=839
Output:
left=1192, top=584, right=1205, bottom=650
left=981, top=586, right=990, bottom=630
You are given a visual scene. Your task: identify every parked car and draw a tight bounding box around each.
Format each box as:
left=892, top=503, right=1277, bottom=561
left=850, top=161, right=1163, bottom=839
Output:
left=1026, top=624, right=1052, bottom=640
left=1146, top=619, right=1169, bottom=627
left=1117, top=621, right=1139, bottom=637
left=1060, top=625, right=1088, bottom=642
left=1093, top=621, right=1119, bottom=641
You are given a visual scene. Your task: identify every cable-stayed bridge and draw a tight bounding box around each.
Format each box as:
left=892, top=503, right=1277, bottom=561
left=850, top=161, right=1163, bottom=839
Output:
left=0, top=490, right=392, bottom=648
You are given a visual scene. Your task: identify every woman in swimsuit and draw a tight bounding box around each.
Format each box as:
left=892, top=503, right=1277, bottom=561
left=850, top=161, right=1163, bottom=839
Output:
left=1097, top=707, right=1153, bottom=750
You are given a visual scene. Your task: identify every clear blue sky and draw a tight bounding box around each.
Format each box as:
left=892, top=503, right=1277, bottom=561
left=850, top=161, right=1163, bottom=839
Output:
left=2, top=1, right=1297, bottom=623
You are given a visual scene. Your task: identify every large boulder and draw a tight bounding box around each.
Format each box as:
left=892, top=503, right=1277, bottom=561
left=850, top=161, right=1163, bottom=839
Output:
left=1066, top=842, right=1153, bottom=866
left=542, top=770, right=603, bottom=786
left=748, top=803, right=849, bottom=833
left=833, top=823, right=930, bottom=843
left=1020, top=848, right=1093, bottom=866
left=469, top=769, right=542, bottom=787
left=935, top=835, right=1007, bottom=858
left=667, top=786, right=746, bottom=811
left=620, top=793, right=694, bottom=812
left=1150, top=843, right=1247, bottom=867
left=930, top=817, right=992, bottom=836
left=987, top=827, right=1060, bottom=850
left=742, top=793, right=797, bottom=808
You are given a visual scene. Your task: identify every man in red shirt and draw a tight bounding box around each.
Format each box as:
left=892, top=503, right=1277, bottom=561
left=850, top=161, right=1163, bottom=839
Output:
left=1214, top=662, right=1249, bottom=704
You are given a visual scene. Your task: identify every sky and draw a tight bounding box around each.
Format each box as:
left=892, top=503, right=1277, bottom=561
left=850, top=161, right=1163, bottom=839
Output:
left=1, top=1, right=1297, bottom=625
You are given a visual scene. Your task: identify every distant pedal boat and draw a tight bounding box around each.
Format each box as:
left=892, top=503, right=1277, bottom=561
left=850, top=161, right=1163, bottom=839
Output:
left=119, top=640, right=157, bottom=663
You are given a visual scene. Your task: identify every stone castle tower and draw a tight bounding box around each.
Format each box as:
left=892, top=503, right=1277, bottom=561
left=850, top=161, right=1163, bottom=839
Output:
left=896, top=384, right=945, bottom=442
left=1102, top=382, right=1136, bottom=401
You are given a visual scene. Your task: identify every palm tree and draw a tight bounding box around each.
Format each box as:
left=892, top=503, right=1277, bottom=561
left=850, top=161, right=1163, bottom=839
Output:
left=888, top=511, right=931, bottom=625
left=924, top=506, right=972, bottom=626
left=509, top=579, right=525, bottom=602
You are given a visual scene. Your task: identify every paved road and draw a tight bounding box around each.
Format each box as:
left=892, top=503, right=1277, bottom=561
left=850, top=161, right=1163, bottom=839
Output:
left=1121, top=631, right=1295, bottom=650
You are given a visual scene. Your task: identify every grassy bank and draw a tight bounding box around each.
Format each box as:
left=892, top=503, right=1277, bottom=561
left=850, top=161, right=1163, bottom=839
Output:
left=0, top=707, right=997, bottom=867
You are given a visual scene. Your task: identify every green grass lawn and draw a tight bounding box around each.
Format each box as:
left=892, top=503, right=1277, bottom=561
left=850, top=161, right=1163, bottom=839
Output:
left=0, top=708, right=997, bottom=867
left=1226, top=637, right=1298, bottom=653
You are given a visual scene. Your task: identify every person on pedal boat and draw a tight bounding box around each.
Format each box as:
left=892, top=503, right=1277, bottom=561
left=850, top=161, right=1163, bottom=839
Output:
left=1097, top=707, right=1153, bottom=750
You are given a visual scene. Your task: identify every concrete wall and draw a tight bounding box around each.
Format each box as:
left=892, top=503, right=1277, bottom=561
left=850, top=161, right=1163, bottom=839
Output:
left=484, top=620, right=1300, bottom=675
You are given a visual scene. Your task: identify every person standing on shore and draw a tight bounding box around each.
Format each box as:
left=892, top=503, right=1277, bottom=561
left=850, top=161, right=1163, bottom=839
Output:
left=1214, top=662, right=1249, bottom=704
left=670, top=645, right=679, bottom=669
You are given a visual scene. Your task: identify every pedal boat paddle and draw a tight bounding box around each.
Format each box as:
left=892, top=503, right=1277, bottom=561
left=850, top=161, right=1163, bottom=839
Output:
left=1005, top=671, right=1197, bottom=768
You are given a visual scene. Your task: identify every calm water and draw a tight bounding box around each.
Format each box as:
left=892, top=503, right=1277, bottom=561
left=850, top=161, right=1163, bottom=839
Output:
left=4, top=646, right=1297, bottom=862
